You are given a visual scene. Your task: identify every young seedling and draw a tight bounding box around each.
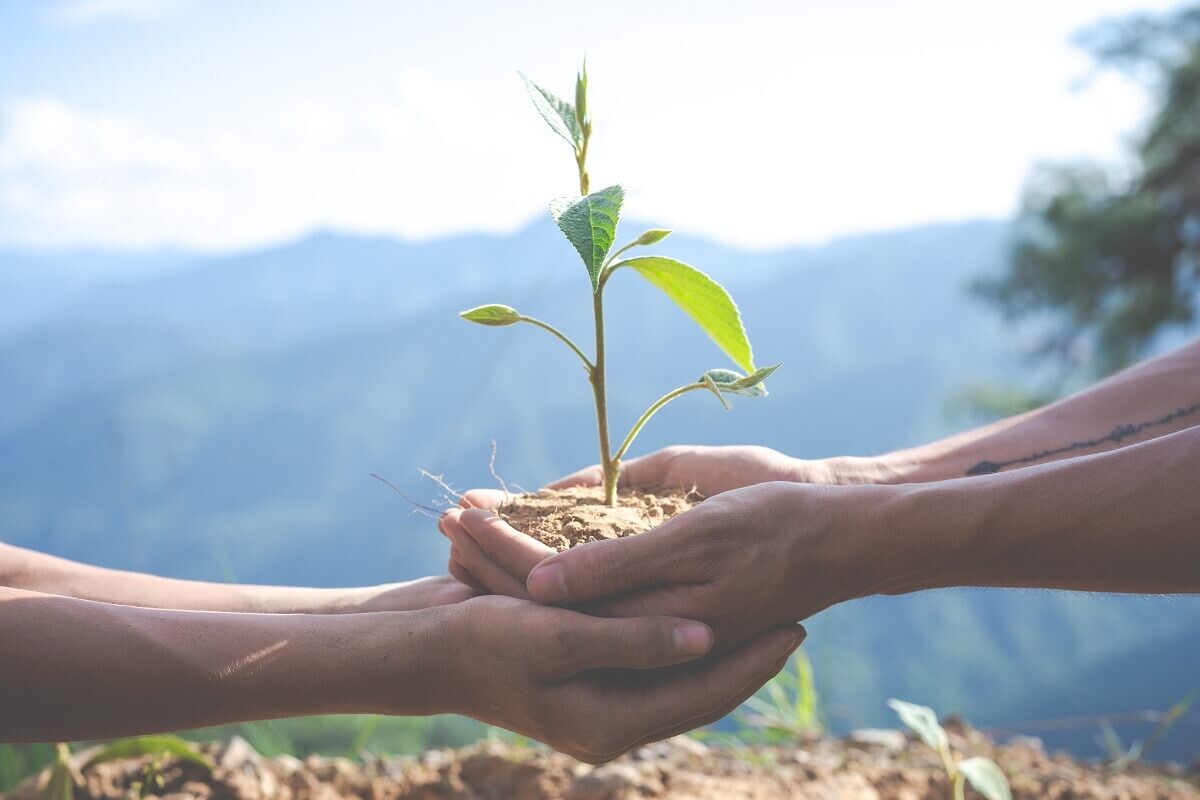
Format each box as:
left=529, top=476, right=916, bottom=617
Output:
left=461, top=60, right=778, bottom=507
left=39, top=737, right=212, bottom=800
left=888, top=699, right=1011, bottom=800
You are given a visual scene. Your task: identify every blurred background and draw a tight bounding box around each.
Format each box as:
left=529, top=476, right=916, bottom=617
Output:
left=2, top=0, right=1199, bottom=780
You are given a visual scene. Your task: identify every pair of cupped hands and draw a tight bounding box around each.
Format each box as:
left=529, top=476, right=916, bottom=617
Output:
left=431, top=445, right=886, bottom=763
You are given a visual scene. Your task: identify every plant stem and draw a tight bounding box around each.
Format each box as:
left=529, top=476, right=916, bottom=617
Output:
left=591, top=288, right=618, bottom=505
left=518, top=316, right=593, bottom=370
left=576, top=141, right=589, bottom=195
left=952, top=773, right=966, bottom=800
left=613, top=382, right=708, bottom=463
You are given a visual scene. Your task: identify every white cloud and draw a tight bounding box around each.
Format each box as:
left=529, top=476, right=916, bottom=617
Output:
left=0, top=77, right=563, bottom=250
left=0, top=0, right=1162, bottom=252
left=50, top=0, right=184, bottom=25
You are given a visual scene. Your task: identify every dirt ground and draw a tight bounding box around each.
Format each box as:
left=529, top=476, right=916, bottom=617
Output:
left=10, top=724, right=1199, bottom=800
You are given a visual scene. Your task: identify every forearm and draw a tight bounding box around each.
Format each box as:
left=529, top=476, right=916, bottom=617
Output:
left=0, top=542, right=397, bottom=613
left=825, top=338, right=1200, bottom=484
left=867, top=426, right=1200, bottom=596
left=0, top=587, right=448, bottom=742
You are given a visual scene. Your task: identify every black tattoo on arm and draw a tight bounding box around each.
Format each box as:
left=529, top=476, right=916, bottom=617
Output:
left=966, top=402, right=1200, bottom=476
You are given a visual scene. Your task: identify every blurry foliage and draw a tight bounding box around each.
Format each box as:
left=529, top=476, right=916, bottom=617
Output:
left=945, top=384, right=1056, bottom=426
left=0, top=716, right=487, bottom=793
left=701, top=650, right=823, bottom=751
left=975, top=4, right=1200, bottom=378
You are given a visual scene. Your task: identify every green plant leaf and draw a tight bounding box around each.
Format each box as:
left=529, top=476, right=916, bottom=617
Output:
left=620, top=256, right=754, bottom=372
left=84, top=736, right=213, bottom=771
left=701, top=372, right=732, bottom=409
left=460, top=304, right=521, bottom=326
left=958, top=757, right=1012, bottom=800
left=574, top=59, right=588, bottom=130
left=700, top=364, right=779, bottom=397
left=549, top=185, right=624, bottom=292
left=520, top=73, right=581, bottom=151
left=630, top=228, right=671, bottom=246
left=887, top=699, right=948, bottom=753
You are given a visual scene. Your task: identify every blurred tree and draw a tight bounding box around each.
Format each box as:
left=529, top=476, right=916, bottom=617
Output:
left=975, top=4, right=1200, bottom=377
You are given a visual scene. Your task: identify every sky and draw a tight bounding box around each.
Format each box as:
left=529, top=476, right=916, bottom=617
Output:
left=0, top=0, right=1189, bottom=253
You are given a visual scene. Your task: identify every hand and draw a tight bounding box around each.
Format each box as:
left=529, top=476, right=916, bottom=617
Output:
left=440, top=444, right=816, bottom=595
left=430, top=594, right=806, bottom=763
left=549, top=444, right=828, bottom=497
left=443, top=481, right=892, bottom=649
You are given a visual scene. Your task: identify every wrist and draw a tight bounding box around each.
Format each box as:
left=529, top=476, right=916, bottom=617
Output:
left=347, top=607, right=456, bottom=717
left=809, top=455, right=913, bottom=486
left=861, top=478, right=988, bottom=596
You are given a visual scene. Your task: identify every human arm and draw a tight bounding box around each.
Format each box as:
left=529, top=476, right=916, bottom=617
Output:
left=548, top=338, right=1200, bottom=494
left=449, top=426, right=1200, bottom=647
left=0, top=585, right=803, bottom=762
left=0, top=541, right=471, bottom=613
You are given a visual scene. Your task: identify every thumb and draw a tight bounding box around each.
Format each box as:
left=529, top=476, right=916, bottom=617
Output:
left=527, top=526, right=680, bottom=604
left=544, top=464, right=603, bottom=490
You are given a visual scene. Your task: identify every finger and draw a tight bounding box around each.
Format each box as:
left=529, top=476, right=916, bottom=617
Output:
left=448, top=552, right=488, bottom=594
left=445, top=512, right=532, bottom=598
left=525, top=514, right=691, bottom=604
left=544, top=464, right=603, bottom=490
left=624, top=624, right=806, bottom=751
left=460, top=488, right=509, bottom=510
left=604, top=624, right=805, bottom=748
left=549, top=614, right=716, bottom=675
left=545, top=453, right=664, bottom=491
left=613, top=452, right=667, bottom=489
left=459, top=508, right=554, bottom=584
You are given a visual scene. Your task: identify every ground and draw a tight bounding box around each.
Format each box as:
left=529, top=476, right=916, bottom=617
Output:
left=10, top=723, right=1199, bottom=800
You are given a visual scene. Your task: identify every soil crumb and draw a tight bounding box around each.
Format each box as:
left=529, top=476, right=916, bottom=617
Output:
left=14, top=728, right=1199, bottom=800
left=495, top=485, right=696, bottom=550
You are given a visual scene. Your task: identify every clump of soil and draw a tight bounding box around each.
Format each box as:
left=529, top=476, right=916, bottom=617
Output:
left=494, top=485, right=696, bottom=551
left=13, top=727, right=1200, bottom=800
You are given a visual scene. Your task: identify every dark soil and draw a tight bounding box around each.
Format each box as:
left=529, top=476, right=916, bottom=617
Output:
left=495, top=486, right=696, bottom=550
left=12, top=726, right=1198, bottom=800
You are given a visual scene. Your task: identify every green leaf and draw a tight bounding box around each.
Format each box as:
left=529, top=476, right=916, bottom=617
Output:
left=84, top=736, right=213, bottom=771
left=701, top=372, right=732, bottom=409
left=630, top=228, right=672, bottom=246
left=460, top=304, right=521, bottom=326
left=887, top=699, right=948, bottom=753
left=958, top=757, right=1012, bottom=800
left=700, top=364, right=780, bottom=397
left=574, top=59, right=588, bottom=130
left=549, top=185, right=624, bottom=292
left=621, top=256, right=755, bottom=372
left=520, top=73, right=581, bottom=151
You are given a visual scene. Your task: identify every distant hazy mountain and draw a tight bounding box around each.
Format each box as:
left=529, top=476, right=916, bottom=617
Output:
left=1, top=218, right=1197, bottom=759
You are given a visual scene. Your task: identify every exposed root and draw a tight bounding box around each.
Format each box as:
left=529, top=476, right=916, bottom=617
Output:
left=369, top=472, right=446, bottom=519
left=488, top=439, right=512, bottom=503
left=418, top=469, right=468, bottom=509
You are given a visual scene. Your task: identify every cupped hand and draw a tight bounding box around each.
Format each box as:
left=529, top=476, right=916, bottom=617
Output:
left=434, top=594, right=805, bottom=763
left=443, top=481, right=890, bottom=649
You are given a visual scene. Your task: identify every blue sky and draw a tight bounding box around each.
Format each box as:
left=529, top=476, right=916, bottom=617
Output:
left=0, top=0, right=1187, bottom=251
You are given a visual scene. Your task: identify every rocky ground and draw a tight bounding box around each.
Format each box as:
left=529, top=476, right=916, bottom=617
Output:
left=8, top=724, right=1199, bottom=800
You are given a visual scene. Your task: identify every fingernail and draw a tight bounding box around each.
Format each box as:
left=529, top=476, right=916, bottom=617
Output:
left=527, top=563, right=568, bottom=602
left=674, top=623, right=713, bottom=656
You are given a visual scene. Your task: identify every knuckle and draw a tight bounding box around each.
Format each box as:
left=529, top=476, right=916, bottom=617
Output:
left=587, top=547, right=625, bottom=595
left=552, top=627, right=586, bottom=672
